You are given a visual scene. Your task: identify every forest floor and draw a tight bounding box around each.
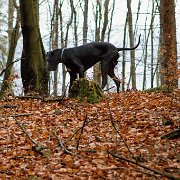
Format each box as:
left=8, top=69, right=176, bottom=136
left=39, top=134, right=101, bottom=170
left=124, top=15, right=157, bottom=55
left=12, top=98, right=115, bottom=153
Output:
left=0, top=90, right=180, bottom=179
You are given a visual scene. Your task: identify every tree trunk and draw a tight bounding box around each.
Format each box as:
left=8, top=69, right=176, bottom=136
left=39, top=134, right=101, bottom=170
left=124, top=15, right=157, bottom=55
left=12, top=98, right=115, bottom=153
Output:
left=0, top=22, right=20, bottom=98
left=150, top=1, right=155, bottom=88
left=51, top=0, right=59, bottom=96
left=0, top=1, right=20, bottom=98
left=20, top=0, right=48, bottom=96
left=8, top=0, right=15, bottom=45
left=122, top=14, right=128, bottom=91
left=93, top=0, right=102, bottom=85
left=160, top=0, right=178, bottom=90
left=127, top=0, right=136, bottom=89
left=107, top=0, right=115, bottom=42
left=83, top=0, right=88, bottom=45
left=82, top=0, right=88, bottom=77
left=59, top=0, right=66, bottom=94
left=142, top=2, right=156, bottom=90
left=101, top=0, right=110, bottom=42
left=107, top=0, right=115, bottom=91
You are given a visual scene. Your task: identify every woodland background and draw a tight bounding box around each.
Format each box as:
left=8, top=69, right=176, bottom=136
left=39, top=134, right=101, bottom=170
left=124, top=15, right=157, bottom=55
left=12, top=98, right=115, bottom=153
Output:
left=0, top=0, right=180, bottom=179
left=0, top=0, right=179, bottom=96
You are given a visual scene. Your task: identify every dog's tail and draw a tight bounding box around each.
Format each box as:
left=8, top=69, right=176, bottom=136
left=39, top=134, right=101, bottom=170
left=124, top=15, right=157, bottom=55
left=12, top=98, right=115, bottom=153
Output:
left=117, top=34, right=141, bottom=51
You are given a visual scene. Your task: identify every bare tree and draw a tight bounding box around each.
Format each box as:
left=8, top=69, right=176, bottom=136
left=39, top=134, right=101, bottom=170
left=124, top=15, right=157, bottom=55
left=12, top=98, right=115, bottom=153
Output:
left=51, top=0, right=59, bottom=96
left=94, top=0, right=110, bottom=86
left=7, top=0, right=15, bottom=45
left=93, top=0, right=102, bottom=84
left=107, top=0, right=115, bottom=42
left=0, top=0, right=20, bottom=97
left=122, top=14, right=128, bottom=91
left=83, top=0, right=88, bottom=45
left=142, top=1, right=157, bottom=90
left=101, top=0, right=110, bottom=42
left=127, top=0, right=136, bottom=89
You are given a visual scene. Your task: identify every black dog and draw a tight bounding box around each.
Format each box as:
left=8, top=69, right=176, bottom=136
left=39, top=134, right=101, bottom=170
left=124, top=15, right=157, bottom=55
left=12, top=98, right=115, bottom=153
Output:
left=46, top=35, right=141, bottom=92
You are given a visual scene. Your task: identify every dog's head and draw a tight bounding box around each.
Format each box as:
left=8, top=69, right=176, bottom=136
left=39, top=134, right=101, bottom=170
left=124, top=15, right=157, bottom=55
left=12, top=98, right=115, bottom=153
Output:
left=46, top=49, right=62, bottom=71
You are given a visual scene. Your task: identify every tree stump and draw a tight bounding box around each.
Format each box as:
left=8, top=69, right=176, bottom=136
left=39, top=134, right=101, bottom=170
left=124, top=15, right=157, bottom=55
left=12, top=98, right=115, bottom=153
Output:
left=69, top=78, right=104, bottom=103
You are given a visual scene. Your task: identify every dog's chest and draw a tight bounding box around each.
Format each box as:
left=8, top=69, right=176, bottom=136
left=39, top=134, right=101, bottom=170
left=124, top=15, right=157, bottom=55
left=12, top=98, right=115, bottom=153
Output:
left=64, top=60, right=79, bottom=72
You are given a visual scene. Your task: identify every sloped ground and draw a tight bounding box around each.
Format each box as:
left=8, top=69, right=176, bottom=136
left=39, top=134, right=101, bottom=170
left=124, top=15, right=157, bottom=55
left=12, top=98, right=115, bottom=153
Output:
left=0, top=90, right=179, bottom=179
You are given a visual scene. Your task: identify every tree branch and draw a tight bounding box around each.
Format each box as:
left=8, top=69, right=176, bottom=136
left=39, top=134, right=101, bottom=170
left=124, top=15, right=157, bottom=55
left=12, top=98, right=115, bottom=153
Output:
left=0, top=58, right=20, bottom=76
left=109, top=151, right=179, bottom=180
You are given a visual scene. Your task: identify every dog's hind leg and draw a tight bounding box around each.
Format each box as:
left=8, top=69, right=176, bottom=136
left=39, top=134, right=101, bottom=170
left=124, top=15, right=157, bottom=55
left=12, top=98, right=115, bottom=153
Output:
left=108, top=62, right=121, bottom=93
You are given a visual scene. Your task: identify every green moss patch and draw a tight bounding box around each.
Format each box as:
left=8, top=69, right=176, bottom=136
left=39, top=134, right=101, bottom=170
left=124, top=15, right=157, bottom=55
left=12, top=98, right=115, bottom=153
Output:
left=69, top=78, right=104, bottom=103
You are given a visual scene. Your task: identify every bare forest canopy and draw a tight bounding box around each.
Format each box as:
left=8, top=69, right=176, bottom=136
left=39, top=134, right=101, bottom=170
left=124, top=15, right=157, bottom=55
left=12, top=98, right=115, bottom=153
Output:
left=0, top=1, right=180, bottom=179
left=0, top=0, right=179, bottom=96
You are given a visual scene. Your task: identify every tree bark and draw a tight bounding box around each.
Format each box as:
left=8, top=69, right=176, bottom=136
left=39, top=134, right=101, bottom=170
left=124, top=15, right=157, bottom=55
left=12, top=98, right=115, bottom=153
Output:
left=51, top=0, right=59, bottom=96
left=101, top=0, right=110, bottom=42
left=160, top=0, right=178, bottom=90
left=127, top=0, right=136, bottom=89
left=83, top=0, right=88, bottom=45
left=93, top=0, right=102, bottom=85
left=122, top=14, right=128, bottom=91
left=8, top=0, right=15, bottom=45
left=0, top=1, right=20, bottom=98
left=0, top=22, right=20, bottom=98
left=20, top=0, right=48, bottom=96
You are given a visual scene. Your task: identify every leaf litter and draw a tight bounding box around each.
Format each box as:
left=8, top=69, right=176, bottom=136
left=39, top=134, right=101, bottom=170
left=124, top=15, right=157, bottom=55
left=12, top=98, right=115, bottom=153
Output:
left=0, top=90, right=179, bottom=179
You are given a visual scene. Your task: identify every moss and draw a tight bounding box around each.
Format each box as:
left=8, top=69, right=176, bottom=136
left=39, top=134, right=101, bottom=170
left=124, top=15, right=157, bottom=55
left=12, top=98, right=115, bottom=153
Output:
left=145, top=85, right=173, bottom=93
left=69, top=78, right=104, bottom=103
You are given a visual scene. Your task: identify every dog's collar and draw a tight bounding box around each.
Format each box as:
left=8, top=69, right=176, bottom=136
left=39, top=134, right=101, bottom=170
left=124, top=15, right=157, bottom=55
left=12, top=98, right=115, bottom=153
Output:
left=61, top=48, right=65, bottom=63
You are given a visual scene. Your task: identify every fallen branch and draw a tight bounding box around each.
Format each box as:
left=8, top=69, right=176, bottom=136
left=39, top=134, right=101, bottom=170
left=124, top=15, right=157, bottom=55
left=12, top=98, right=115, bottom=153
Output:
left=0, top=170, right=14, bottom=175
left=0, top=104, right=17, bottom=109
left=76, top=114, right=88, bottom=150
left=109, top=151, right=179, bottom=180
left=12, top=114, right=47, bottom=155
left=13, top=115, right=38, bottom=146
left=14, top=113, right=32, bottom=117
left=107, top=100, right=138, bottom=163
left=134, top=168, right=160, bottom=179
left=54, top=126, right=81, bottom=157
left=161, top=129, right=180, bottom=140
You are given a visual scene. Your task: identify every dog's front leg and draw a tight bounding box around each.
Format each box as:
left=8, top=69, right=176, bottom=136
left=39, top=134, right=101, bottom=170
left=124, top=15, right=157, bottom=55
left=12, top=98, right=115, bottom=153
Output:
left=101, top=62, right=108, bottom=90
left=72, top=58, right=84, bottom=78
left=69, top=71, right=77, bottom=93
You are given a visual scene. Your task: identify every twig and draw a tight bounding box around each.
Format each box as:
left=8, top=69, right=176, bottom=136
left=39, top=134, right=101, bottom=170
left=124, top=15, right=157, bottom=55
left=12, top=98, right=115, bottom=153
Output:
left=0, top=170, right=14, bottom=175
left=1, top=95, right=52, bottom=156
left=11, top=114, right=47, bottom=155
left=17, top=96, right=43, bottom=100
left=0, top=58, right=21, bottom=76
left=54, top=126, right=81, bottom=157
left=161, top=129, right=180, bottom=140
left=12, top=115, right=38, bottom=146
left=14, top=113, right=32, bottom=117
left=65, top=126, right=82, bottom=142
left=76, top=114, right=88, bottom=150
left=106, top=100, right=138, bottom=163
left=103, top=86, right=116, bottom=92
left=65, top=118, right=93, bottom=143
left=109, top=151, right=179, bottom=180
left=134, top=168, right=160, bottom=179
